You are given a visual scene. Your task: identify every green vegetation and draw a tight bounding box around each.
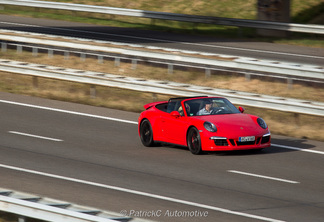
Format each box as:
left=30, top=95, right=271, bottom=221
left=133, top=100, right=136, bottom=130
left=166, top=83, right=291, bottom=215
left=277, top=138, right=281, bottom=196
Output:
left=292, top=1, right=324, bottom=24
left=36, top=0, right=324, bottom=22
left=0, top=0, right=323, bottom=47
left=0, top=212, right=42, bottom=222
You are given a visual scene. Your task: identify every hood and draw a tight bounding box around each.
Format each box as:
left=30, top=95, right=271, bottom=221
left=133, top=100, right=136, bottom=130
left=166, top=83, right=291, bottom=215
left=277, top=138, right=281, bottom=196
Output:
left=195, top=114, right=265, bottom=137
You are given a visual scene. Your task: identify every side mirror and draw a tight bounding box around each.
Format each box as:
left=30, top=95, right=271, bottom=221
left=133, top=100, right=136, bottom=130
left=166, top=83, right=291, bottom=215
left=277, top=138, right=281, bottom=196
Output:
left=239, top=107, right=245, bottom=113
left=170, top=111, right=181, bottom=118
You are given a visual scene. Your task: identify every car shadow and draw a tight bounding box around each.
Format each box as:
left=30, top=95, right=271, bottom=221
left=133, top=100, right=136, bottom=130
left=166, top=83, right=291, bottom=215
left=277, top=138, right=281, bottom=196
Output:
left=154, top=137, right=318, bottom=156
left=211, top=137, right=318, bottom=156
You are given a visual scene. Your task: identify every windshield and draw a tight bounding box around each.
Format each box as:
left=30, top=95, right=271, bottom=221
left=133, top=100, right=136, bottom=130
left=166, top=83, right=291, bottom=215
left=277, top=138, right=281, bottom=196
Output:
left=184, top=98, right=240, bottom=116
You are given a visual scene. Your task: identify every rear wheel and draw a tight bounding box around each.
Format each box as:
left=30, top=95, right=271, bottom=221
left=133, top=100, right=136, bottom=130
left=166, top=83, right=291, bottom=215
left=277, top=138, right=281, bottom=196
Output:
left=140, top=119, right=154, bottom=147
left=187, top=127, right=202, bottom=155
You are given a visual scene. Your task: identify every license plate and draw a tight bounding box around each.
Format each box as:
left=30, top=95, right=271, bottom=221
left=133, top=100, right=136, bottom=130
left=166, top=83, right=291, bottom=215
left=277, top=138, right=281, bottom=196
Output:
left=239, top=136, right=255, bottom=142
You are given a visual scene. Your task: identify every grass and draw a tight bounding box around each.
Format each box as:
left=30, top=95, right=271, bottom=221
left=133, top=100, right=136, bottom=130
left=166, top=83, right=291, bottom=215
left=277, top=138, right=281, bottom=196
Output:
left=0, top=0, right=324, bottom=48
left=0, top=213, right=15, bottom=222
left=1, top=47, right=324, bottom=102
left=0, top=212, right=42, bottom=222
left=29, top=0, right=324, bottom=21
left=0, top=71, right=160, bottom=112
left=0, top=49, right=323, bottom=141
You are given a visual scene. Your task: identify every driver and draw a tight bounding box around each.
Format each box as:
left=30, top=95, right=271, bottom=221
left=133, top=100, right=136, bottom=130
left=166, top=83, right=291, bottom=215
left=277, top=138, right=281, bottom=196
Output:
left=196, top=100, right=215, bottom=115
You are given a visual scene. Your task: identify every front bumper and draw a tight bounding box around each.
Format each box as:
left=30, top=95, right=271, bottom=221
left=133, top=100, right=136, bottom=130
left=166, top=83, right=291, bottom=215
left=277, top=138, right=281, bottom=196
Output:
left=201, top=133, right=271, bottom=151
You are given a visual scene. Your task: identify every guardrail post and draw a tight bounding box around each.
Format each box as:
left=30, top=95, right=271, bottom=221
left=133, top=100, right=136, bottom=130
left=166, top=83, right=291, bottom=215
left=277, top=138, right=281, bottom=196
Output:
left=205, top=69, right=211, bottom=78
left=18, top=216, right=26, bottom=222
left=64, top=51, right=69, bottom=60
left=98, top=55, right=103, bottom=64
left=132, top=59, right=137, bottom=70
left=90, top=85, right=96, bottom=98
left=48, top=49, right=54, bottom=58
left=17, top=45, right=22, bottom=54
left=1, top=42, right=7, bottom=52
left=80, top=53, right=86, bottom=61
left=245, top=73, right=251, bottom=81
left=287, top=78, right=293, bottom=89
left=32, top=47, right=38, bottom=57
left=168, top=64, right=173, bottom=74
left=115, top=57, right=120, bottom=67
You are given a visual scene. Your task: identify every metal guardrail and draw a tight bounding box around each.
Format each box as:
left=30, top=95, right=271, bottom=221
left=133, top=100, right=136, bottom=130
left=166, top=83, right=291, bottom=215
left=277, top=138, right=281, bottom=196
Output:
left=0, top=188, right=133, bottom=222
left=0, top=59, right=323, bottom=117
left=0, top=31, right=323, bottom=84
left=1, top=0, right=324, bottom=34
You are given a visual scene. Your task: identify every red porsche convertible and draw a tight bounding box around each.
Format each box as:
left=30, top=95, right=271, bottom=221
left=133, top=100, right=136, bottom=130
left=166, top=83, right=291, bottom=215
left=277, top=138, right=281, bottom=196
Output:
left=138, top=96, right=271, bottom=154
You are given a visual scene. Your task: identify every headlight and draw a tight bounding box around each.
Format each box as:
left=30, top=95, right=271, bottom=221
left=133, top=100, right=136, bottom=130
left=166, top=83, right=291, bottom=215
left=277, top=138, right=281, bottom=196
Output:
left=204, top=121, right=217, bottom=132
left=257, top=118, right=267, bottom=129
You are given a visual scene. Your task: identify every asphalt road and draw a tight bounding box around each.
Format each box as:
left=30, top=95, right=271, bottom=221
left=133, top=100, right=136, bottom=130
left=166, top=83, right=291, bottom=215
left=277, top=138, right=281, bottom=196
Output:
left=0, top=92, right=323, bottom=222
left=0, top=15, right=323, bottom=66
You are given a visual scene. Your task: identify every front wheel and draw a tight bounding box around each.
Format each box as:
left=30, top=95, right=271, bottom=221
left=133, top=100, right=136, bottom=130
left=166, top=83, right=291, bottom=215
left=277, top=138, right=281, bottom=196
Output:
left=187, top=127, right=202, bottom=155
left=140, top=119, right=155, bottom=147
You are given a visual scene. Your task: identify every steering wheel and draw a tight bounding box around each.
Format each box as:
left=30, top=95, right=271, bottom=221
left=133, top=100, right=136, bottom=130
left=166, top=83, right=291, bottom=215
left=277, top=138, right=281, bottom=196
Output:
left=211, top=107, right=226, bottom=114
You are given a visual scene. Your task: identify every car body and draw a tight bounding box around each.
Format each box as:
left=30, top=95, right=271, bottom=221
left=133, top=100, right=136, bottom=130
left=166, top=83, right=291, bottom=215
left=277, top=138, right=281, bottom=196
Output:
left=138, top=96, right=271, bottom=154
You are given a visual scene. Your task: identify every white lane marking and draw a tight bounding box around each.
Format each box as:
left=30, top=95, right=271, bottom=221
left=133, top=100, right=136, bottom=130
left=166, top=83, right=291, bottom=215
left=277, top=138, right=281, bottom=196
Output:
left=0, top=163, right=285, bottom=222
left=1, top=21, right=323, bottom=60
left=228, top=170, right=299, bottom=184
left=1, top=99, right=323, bottom=155
left=272, top=144, right=324, bottom=155
left=8, top=131, right=63, bottom=142
left=0, top=99, right=137, bottom=125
